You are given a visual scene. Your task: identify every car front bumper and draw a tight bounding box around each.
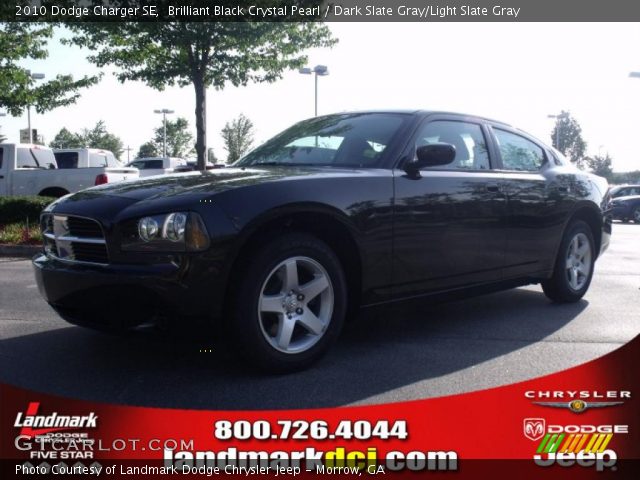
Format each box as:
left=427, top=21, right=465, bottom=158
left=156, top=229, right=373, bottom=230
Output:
left=32, top=253, right=225, bottom=330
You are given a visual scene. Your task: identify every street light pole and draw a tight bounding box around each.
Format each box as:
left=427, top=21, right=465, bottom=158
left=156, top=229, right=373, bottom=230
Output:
left=27, top=71, right=45, bottom=144
left=299, top=65, right=329, bottom=117
left=154, top=108, right=174, bottom=157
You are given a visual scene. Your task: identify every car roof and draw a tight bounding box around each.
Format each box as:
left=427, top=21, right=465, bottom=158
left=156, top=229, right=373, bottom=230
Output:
left=322, top=109, right=513, bottom=128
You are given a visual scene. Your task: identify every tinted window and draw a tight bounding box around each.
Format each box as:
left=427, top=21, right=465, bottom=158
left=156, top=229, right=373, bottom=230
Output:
left=54, top=152, right=79, bottom=169
left=494, top=129, right=546, bottom=171
left=143, top=160, right=164, bottom=169
left=235, top=113, right=408, bottom=168
left=89, top=153, right=108, bottom=167
left=415, top=120, right=490, bottom=170
left=0, top=147, right=3, bottom=169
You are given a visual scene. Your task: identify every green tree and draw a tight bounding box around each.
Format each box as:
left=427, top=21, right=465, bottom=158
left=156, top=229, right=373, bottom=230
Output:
left=68, top=17, right=336, bottom=169
left=136, top=141, right=159, bottom=158
left=152, top=117, right=194, bottom=157
left=0, top=23, right=98, bottom=116
left=222, top=114, right=255, bottom=163
left=49, top=127, right=83, bottom=149
left=550, top=111, right=587, bottom=167
left=207, top=148, right=219, bottom=164
left=586, top=153, right=613, bottom=180
left=81, top=120, right=124, bottom=158
left=49, top=121, right=124, bottom=158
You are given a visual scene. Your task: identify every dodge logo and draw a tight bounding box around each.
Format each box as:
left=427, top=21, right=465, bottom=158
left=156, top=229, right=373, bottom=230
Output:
left=524, top=418, right=546, bottom=441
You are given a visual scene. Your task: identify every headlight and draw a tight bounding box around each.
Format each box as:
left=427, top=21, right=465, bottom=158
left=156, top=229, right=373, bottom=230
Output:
left=121, top=212, right=210, bottom=252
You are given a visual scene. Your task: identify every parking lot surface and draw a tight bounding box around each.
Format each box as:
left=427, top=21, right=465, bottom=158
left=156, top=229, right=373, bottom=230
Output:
left=0, top=223, right=638, bottom=410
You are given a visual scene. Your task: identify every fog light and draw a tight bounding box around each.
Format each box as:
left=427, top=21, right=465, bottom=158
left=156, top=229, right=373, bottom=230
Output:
left=163, top=213, right=187, bottom=242
left=138, top=217, right=159, bottom=242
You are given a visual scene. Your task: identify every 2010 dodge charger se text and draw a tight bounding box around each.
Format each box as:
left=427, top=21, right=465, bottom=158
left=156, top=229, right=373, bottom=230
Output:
left=33, top=111, right=612, bottom=371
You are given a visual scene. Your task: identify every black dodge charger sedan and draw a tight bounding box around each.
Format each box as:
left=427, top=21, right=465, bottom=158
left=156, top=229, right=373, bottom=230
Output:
left=33, top=111, right=612, bottom=371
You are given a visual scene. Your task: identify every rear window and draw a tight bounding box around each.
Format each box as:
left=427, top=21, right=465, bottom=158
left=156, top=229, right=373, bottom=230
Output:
left=105, top=152, right=119, bottom=167
left=17, top=148, right=38, bottom=168
left=130, top=160, right=163, bottom=169
left=54, top=151, right=79, bottom=169
left=89, top=153, right=108, bottom=167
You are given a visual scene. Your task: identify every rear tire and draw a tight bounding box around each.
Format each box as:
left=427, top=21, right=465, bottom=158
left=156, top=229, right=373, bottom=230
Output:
left=633, top=206, right=640, bottom=224
left=542, top=220, right=595, bottom=303
left=228, top=233, right=347, bottom=372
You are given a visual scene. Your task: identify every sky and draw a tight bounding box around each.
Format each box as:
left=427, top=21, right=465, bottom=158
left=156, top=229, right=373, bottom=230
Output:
left=1, top=22, right=640, bottom=171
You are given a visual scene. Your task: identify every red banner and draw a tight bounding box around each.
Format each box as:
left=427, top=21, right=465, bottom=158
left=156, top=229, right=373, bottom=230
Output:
left=2, top=335, right=638, bottom=478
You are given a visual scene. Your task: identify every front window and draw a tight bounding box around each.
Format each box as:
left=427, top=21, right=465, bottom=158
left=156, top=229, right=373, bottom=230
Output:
left=235, top=113, right=409, bottom=168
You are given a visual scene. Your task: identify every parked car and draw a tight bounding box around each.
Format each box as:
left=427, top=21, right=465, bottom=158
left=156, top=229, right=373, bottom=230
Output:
left=610, top=184, right=640, bottom=198
left=126, top=157, right=186, bottom=177
left=53, top=147, right=138, bottom=183
left=610, top=194, right=640, bottom=223
left=173, top=161, right=223, bottom=172
left=0, top=144, right=137, bottom=198
left=33, top=111, right=612, bottom=371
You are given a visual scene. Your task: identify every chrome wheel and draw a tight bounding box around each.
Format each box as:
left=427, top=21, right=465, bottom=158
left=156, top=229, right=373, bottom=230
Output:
left=634, top=207, right=640, bottom=222
left=565, top=232, right=592, bottom=291
left=258, top=256, right=334, bottom=354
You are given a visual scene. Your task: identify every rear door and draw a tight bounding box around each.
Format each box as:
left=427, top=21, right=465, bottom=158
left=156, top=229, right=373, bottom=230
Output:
left=487, top=126, right=567, bottom=278
left=392, top=116, right=508, bottom=297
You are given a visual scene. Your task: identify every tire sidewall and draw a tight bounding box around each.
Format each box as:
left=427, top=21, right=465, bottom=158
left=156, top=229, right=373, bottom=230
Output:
left=230, top=233, right=347, bottom=371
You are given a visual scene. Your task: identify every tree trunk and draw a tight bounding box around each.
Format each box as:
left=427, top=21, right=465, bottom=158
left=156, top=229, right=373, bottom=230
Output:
left=193, top=74, right=207, bottom=170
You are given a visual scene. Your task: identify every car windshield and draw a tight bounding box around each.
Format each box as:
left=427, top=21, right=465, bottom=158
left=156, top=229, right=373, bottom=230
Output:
left=234, top=113, right=409, bottom=168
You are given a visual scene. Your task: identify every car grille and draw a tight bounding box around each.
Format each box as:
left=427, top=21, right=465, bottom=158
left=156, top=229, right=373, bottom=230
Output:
left=41, top=214, right=109, bottom=265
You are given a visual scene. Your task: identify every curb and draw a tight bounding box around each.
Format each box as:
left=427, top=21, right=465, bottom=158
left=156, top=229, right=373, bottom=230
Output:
left=0, top=245, right=41, bottom=258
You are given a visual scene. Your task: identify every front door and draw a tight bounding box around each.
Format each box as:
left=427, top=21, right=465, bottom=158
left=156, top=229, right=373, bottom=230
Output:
left=392, top=118, right=508, bottom=298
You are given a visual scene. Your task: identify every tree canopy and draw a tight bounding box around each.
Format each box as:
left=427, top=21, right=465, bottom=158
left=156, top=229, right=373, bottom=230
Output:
left=0, top=23, right=98, bottom=117
left=222, top=114, right=255, bottom=163
left=136, top=141, right=159, bottom=159
left=50, top=121, right=124, bottom=159
left=151, top=117, right=194, bottom=158
left=550, top=111, right=587, bottom=167
left=586, top=153, right=614, bottom=180
left=68, top=18, right=336, bottom=168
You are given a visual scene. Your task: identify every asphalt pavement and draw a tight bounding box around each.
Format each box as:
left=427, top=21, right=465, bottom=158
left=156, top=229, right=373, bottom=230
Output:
left=0, top=223, right=638, bottom=410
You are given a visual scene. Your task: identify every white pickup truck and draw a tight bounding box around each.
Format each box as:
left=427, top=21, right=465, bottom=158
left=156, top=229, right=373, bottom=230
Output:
left=126, top=157, right=186, bottom=177
left=0, top=144, right=139, bottom=198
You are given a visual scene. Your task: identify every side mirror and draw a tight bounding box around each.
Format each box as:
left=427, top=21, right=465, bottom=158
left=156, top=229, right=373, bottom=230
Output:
left=404, top=143, right=456, bottom=176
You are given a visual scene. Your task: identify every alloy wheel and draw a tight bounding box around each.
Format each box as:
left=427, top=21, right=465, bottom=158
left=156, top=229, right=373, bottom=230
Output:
left=565, top=232, right=592, bottom=291
left=258, top=256, right=334, bottom=354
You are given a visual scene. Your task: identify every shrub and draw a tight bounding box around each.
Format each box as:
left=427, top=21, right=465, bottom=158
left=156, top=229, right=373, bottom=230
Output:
left=0, top=196, right=56, bottom=225
left=0, top=222, right=42, bottom=245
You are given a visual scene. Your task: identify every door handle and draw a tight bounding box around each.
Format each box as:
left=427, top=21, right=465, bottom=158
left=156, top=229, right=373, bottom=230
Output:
left=486, top=183, right=501, bottom=193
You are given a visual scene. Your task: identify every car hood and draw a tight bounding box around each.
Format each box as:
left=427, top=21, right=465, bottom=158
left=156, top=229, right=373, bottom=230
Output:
left=81, top=167, right=294, bottom=201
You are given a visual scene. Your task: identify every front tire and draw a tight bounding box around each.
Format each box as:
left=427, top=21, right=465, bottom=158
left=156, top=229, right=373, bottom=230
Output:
left=542, top=220, right=595, bottom=303
left=229, top=233, right=347, bottom=372
left=633, top=206, right=640, bottom=224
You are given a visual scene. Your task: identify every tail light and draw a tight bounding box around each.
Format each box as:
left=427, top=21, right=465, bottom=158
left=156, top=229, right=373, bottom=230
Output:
left=95, top=173, right=108, bottom=185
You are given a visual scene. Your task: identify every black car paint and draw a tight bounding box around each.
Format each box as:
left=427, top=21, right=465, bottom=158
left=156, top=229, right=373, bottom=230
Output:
left=33, top=111, right=612, bottom=328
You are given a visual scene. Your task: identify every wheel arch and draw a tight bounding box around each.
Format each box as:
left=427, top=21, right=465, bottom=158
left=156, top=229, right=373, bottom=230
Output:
left=565, top=202, right=604, bottom=257
left=223, top=203, right=363, bottom=319
left=38, top=187, right=69, bottom=198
